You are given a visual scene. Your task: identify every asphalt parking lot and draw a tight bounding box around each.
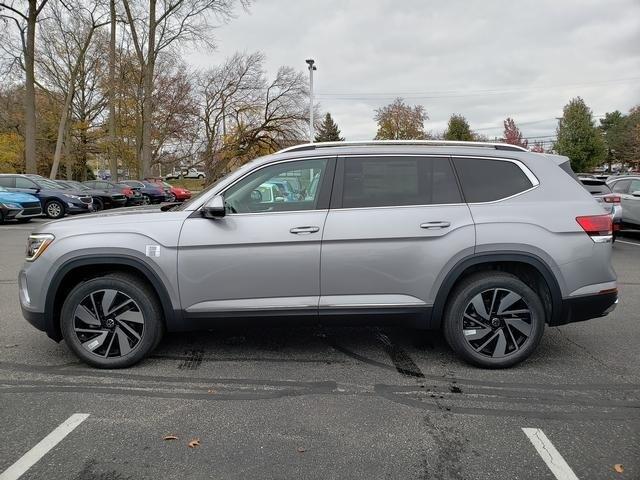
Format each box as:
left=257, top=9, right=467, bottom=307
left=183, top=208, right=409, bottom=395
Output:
left=1, top=218, right=639, bottom=480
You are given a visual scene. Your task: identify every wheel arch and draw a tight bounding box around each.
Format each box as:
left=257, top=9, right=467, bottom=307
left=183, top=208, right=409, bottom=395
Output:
left=45, top=255, right=178, bottom=341
left=430, top=252, right=563, bottom=329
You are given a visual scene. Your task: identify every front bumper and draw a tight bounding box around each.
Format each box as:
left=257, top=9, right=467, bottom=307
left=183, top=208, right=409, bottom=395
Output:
left=554, top=291, right=618, bottom=326
left=67, top=201, right=92, bottom=214
left=1, top=205, right=42, bottom=220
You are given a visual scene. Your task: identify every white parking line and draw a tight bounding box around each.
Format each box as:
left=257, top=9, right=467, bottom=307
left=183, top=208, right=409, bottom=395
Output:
left=617, top=240, right=640, bottom=247
left=522, top=428, right=579, bottom=480
left=0, top=414, right=89, bottom=480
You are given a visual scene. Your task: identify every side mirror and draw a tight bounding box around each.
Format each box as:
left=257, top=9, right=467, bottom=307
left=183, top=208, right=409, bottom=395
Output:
left=201, top=194, right=225, bottom=218
left=632, top=191, right=640, bottom=197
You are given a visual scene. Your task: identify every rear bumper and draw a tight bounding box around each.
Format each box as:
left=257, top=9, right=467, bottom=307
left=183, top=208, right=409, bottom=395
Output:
left=554, top=291, right=618, bottom=326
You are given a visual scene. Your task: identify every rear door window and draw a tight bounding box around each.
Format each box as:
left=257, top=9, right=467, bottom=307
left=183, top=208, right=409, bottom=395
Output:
left=0, top=176, right=15, bottom=188
left=452, top=157, right=534, bottom=203
left=339, top=156, right=461, bottom=208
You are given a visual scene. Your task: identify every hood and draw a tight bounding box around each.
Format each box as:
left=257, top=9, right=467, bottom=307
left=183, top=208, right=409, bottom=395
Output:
left=0, top=191, right=40, bottom=204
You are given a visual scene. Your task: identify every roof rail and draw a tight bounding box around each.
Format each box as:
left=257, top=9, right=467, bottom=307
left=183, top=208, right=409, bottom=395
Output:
left=277, top=140, right=529, bottom=154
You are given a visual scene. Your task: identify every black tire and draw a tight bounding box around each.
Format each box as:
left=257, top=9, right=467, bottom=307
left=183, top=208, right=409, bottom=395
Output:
left=197, top=174, right=204, bottom=179
left=60, top=273, right=163, bottom=368
left=442, top=271, right=545, bottom=369
left=16, top=218, right=31, bottom=223
left=0, top=210, right=4, bottom=224
left=93, top=197, right=104, bottom=211
left=44, top=200, right=65, bottom=219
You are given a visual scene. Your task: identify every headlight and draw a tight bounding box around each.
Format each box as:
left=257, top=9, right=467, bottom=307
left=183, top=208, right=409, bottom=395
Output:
left=64, top=194, right=81, bottom=200
left=1, top=202, right=21, bottom=209
left=26, top=234, right=54, bottom=262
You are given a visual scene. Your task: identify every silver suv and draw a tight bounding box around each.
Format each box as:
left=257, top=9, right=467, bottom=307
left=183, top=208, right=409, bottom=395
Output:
left=19, top=141, right=618, bottom=369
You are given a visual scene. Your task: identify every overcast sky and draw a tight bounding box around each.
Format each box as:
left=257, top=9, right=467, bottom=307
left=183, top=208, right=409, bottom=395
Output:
left=187, top=0, right=640, bottom=144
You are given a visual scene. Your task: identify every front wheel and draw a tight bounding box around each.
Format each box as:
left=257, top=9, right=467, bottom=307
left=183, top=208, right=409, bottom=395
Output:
left=60, top=273, right=163, bottom=368
left=45, top=200, right=65, bottom=219
left=443, top=272, right=545, bottom=369
left=142, top=194, right=151, bottom=205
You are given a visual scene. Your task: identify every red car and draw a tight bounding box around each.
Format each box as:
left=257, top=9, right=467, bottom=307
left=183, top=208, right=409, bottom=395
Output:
left=144, top=178, right=192, bottom=202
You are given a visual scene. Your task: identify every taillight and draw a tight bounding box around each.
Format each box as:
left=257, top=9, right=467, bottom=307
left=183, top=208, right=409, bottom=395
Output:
left=122, top=187, right=133, bottom=197
left=602, top=195, right=621, bottom=204
left=576, top=215, right=612, bottom=242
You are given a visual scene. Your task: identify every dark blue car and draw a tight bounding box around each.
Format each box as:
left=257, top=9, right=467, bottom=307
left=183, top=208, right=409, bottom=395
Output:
left=0, top=174, right=93, bottom=219
left=0, top=186, right=42, bottom=224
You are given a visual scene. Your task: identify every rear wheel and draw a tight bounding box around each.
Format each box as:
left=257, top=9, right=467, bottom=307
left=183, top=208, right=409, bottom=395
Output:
left=142, top=194, right=151, bottom=205
left=168, top=192, right=177, bottom=202
left=93, top=198, right=104, bottom=211
left=45, top=200, right=65, bottom=219
left=60, top=273, right=163, bottom=368
left=443, top=272, right=545, bottom=368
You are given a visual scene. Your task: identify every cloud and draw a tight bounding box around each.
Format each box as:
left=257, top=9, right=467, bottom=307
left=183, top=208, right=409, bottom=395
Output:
left=187, top=0, right=640, bottom=141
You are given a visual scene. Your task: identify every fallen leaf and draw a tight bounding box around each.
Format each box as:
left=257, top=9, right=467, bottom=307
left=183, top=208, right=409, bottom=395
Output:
left=297, top=446, right=306, bottom=453
left=163, top=435, right=178, bottom=441
left=207, top=389, right=216, bottom=394
left=188, top=438, right=201, bottom=448
left=614, top=464, right=624, bottom=473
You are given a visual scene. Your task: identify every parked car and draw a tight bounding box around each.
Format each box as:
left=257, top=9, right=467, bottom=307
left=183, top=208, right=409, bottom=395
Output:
left=578, top=177, right=622, bottom=236
left=0, top=174, right=92, bottom=219
left=83, top=180, right=145, bottom=207
left=144, top=178, right=192, bottom=202
left=119, top=180, right=169, bottom=204
left=19, top=141, right=617, bottom=369
left=607, top=175, right=640, bottom=231
left=165, top=167, right=205, bottom=180
left=56, top=180, right=127, bottom=211
left=0, top=186, right=42, bottom=224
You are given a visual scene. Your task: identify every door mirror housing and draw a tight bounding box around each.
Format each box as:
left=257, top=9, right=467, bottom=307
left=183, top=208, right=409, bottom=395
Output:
left=202, top=195, right=225, bottom=218
left=632, top=191, right=640, bottom=197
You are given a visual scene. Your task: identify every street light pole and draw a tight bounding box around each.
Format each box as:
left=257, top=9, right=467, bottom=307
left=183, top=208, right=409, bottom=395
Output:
left=306, top=58, right=316, bottom=143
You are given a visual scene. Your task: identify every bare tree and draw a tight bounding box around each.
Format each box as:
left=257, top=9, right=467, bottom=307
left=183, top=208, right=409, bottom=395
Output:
left=0, top=0, right=50, bottom=173
left=37, top=1, right=108, bottom=178
left=120, top=0, right=246, bottom=177
left=198, top=52, right=309, bottom=181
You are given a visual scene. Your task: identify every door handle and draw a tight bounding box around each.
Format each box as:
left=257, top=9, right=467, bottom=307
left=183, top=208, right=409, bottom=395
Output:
left=290, top=226, right=320, bottom=234
left=420, top=221, right=451, bottom=229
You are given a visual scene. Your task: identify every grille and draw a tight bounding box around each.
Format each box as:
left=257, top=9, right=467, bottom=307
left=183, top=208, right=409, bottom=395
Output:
left=22, top=207, right=42, bottom=216
left=80, top=197, right=92, bottom=204
left=22, top=201, right=41, bottom=209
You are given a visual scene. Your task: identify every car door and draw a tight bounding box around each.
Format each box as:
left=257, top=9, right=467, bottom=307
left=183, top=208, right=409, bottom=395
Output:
left=319, top=155, right=475, bottom=315
left=177, top=156, right=335, bottom=318
left=624, top=179, right=640, bottom=225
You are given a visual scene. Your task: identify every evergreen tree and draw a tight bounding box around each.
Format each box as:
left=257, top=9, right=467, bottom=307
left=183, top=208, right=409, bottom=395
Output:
left=444, top=114, right=473, bottom=141
left=315, top=113, right=344, bottom=142
left=555, top=97, right=606, bottom=172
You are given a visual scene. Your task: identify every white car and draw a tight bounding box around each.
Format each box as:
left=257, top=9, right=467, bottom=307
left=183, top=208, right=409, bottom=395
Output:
left=165, top=168, right=206, bottom=180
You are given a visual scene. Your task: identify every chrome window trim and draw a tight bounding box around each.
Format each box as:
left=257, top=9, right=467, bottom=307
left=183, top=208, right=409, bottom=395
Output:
left=191, top=155, right=335, bottom=212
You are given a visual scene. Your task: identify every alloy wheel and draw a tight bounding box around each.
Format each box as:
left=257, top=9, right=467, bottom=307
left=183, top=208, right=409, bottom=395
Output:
left=72, top=289, right=144, bottom=358
left=462, top=288, right=533, bottom=358
left=142, top=195, right=151, bottom=205
left=47, top=202, right=62, bottom=217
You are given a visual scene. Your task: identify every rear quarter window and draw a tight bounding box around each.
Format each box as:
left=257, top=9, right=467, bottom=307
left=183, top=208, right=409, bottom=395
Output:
left=452, top=157, right=534, bottom=203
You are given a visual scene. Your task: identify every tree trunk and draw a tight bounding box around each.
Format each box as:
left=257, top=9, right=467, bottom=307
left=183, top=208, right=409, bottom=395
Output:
left=49, top=83, right=74, bottom=178
left=108, top=0, right=118, bottom=181
left=24, top=0, right=38, bottom=173
left=140, top=0, right=156, bottom=178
